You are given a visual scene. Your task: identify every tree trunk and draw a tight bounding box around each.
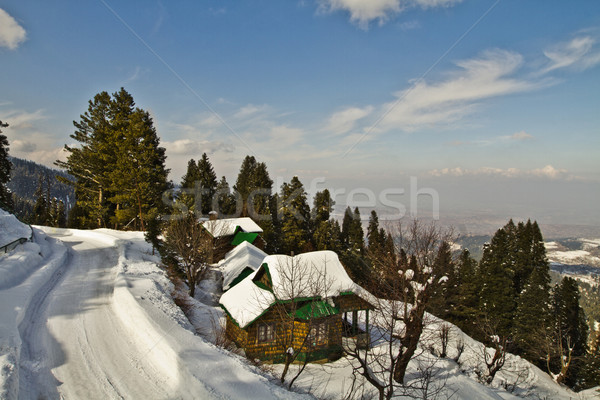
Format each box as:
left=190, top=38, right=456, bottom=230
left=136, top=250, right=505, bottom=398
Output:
left=280, top=353, right=293, bottom=383
left=98, top=187, right=103, bottom=228
left=137, top=192, right=145, bottom=231
left=187, top=267, right=196, bottom=297
left=393, top=310, right=425, bottom=383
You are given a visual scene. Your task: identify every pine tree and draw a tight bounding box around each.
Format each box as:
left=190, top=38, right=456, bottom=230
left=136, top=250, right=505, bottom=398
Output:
left=233, top=155, right=257, bottom=217
left=0, top=120, right=13, bottom=211
left=312, top=189, right=334, bottom=225
left=57, top=88, right=169, bottom=230
left=451, top=249, right=480, bottom=331
left=179, top=159, right=200, bottom=211
left=57, top=91, right=118, bottom=227
left=341, top=206, right=353, bottom=248
left=512, top=221, right=551, bottom=366
left=427, top=241, right=455, bottom=320
left=477, top=228, right=517, bottom=336
left=57, top=200, right=66, bottom=228
left=108, top=99, right=170, bottom=230
left=582, top=332, right=600, bottom=388
left=513, top=220, right=534, bottom=295
left=196, top=153, right=218, bottom=215
left=279, top=176, right=311, bottom=254
left=548, top=277, right=589, bottom=387
left=249, top=161, right=273, bottom=219
left=267, top=193, right=283, bottom=253
left=214, top=176, right=238, bottom=216
left=314, top=219, right=343, bottom=252
left=350, top=207, right=365, bottom=254
left=366, top=210, right=382, bottom=255
left=33, top=176, right=48, bottom=225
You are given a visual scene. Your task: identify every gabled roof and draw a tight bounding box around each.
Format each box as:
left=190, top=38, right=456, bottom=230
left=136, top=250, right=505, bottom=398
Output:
left=231, top=231, right=259, bottom=246
left=219, top=241, right=268, bottom=291
left=220, top=269, right=275, bottom=328
left=202, top=217, right=263, bottom=238
left=262, top=251, right=357, bottom=301
left=219, top=250, right=372, bottom=328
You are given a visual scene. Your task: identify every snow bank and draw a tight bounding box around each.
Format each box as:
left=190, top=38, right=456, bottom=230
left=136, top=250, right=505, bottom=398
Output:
left=0, top=208, right=31, bottom=248
left=109, top=231, right=309, bottom=399
left=0, top=229, right=67, bottom=399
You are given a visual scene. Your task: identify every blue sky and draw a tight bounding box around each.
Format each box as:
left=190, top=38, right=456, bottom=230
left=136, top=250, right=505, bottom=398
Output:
left=1, top=1, right=599, bottom=226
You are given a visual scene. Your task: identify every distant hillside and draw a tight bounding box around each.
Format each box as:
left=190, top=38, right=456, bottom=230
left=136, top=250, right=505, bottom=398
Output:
left=8, top=157, right=75, bottom=221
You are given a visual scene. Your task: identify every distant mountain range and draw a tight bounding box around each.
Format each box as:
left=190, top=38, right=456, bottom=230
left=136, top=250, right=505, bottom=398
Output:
left=8, top=157, right=75, bottom=221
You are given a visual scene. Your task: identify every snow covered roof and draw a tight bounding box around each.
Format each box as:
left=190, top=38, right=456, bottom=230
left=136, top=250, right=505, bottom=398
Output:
left=220, top=270, right=275, bottom=328
left=220, top=250, right=372, bottom=328
left=263, top=251, right=357, bottom=301
left=219, top=241, right=268, bottom=291
left=201, top=217, right=263, bottom=238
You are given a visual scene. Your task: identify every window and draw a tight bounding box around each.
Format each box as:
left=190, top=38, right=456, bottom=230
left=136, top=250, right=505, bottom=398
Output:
left=257, top=323, right=275, bottom=343
left=309, top=322, right=328, bottom=346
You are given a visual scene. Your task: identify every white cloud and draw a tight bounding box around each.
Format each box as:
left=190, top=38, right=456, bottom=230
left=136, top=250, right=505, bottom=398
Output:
left=531, top=165, right=567, bottom=179
left=163, top=139, right=234, bottom=156
left=325, top=106, right=373, bottom=135
left=411, top=0, right=461, bottom=8
left=318, top=0, right=402, bottom=29
left=429, top=165, right=570, bottom=180
left=506, top=130, right=533, bottom=141
left=542, top=36, right=600, bottom=74
left=267, top=124, right=304, bottom=147
left=376, top=49, right=544, bottom=132
left=318, top=0, right=461, bottom=29
left=3, top=109, right=46, bottom=129
left=233, top=104, right=269, bottom=119
left=11, top=140, right=36, bottom=153
left=0, top=9, right=26, bottom=50
left=398, top=20, right=420, bottom=31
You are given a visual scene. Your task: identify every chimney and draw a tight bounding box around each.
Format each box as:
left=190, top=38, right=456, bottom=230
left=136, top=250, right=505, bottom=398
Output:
left=208, top=211, right=218, bottom=221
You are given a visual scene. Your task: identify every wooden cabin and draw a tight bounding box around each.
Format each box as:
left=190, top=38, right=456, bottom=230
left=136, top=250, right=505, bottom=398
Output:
left=219, top=251, right=374, bottom=363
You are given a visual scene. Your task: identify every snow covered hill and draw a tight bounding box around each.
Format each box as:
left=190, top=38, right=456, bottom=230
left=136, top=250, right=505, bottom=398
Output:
left=0, top=219, right=597, bottom=399
left=546, top=239, right=600, bottom=268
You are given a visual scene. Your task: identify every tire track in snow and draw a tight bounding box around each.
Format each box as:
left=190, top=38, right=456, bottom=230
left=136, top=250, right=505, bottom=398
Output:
left=17, top=236, right=70, bottom=400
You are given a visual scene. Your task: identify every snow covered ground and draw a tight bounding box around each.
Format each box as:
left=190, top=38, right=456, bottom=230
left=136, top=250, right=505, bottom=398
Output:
left=270, top=312, right=595, bottom=400
left=0, top=208, right=31, bottom=248
left=546, top=240, right=600, bottom=267
left=0, top=226, right=310, bottom=399
left=0, top=218, right=597, bottom=399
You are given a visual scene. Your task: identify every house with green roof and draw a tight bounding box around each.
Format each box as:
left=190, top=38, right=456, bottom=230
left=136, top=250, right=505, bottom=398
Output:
left=219, top=251, right=374, bottom=363
left=202, top=216, right=266, bottom=262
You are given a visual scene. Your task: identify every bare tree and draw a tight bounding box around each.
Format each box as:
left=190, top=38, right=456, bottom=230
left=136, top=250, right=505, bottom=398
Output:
left=545, top=329, right=574, bottom=385
left=164, top=211, right=212, bottom=297
left=344, top=219, right=454, bottom=400
left=438, top=324, right=451, bottom=359
left=250, top=254, right=338, bottom=389
left=474, top=317, right=510, bottom=385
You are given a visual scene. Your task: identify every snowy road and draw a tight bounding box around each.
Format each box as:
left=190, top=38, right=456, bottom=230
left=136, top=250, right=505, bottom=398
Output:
left=18, top=230, right=178, bottom=399
left=11, top=228, right=307, bottom=400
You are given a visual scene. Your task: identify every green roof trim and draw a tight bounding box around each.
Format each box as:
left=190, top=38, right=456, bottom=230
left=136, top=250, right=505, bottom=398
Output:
left=339, top=291, right=355, bottom=296
left=294, top=301, right=339, bottom=320
left=225, top=267, right=255, bottom=291
left=231, top=231, right=259, bottom=246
